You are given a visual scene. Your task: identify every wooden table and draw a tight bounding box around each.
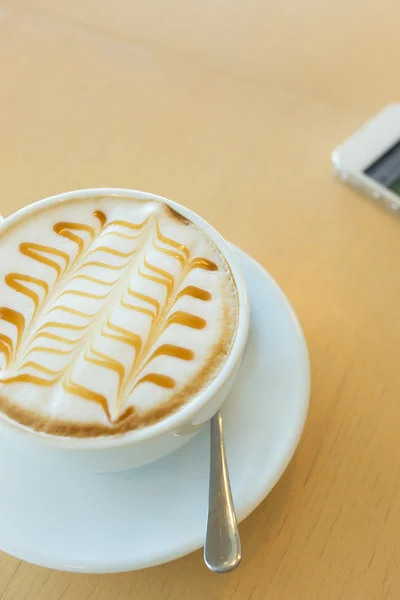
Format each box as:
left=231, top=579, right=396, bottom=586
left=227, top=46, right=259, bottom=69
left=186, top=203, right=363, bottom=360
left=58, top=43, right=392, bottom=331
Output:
left=1, top=1, right=400, bottom=598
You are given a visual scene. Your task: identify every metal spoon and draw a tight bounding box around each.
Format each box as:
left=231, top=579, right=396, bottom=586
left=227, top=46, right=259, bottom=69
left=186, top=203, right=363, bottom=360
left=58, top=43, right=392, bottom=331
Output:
left=204, top=410, right=241, bottom=572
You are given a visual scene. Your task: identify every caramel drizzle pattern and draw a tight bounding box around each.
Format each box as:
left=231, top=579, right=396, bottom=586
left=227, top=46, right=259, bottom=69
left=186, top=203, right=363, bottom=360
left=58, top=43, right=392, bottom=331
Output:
left=0, top=208, right=218, bottom=423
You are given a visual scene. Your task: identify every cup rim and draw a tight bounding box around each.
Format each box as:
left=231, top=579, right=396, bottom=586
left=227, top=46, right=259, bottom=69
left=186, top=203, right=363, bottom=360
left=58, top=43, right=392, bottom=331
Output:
left=0, top=188, right=249, bottom=449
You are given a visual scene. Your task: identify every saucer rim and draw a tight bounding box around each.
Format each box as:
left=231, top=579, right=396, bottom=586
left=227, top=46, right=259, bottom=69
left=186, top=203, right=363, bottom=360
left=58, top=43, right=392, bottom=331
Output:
left=0, top=245, right=310, bottom=573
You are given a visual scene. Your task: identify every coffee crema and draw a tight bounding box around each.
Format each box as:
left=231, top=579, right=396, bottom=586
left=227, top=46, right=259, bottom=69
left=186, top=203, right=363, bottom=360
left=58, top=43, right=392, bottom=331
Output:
left=0, top=195, right=238, bottom=437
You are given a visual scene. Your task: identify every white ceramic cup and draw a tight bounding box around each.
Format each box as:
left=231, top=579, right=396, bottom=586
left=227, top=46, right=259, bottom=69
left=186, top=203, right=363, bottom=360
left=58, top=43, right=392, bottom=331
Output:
left=0, top=188, right=249, bottom=471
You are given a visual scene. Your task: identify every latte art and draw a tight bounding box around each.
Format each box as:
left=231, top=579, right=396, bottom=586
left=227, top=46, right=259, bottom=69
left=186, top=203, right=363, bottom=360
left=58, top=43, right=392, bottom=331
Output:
left=0, top=196, right=238, bottom=437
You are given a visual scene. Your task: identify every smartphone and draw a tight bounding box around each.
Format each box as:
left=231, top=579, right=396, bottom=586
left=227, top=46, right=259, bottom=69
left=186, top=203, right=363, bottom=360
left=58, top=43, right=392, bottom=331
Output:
left=332, top=104, right=400, bottom=213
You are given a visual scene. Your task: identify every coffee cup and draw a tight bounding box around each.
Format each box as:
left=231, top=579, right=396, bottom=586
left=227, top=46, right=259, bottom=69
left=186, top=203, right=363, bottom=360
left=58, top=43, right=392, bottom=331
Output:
left=0, top=188, right=249, bottom=471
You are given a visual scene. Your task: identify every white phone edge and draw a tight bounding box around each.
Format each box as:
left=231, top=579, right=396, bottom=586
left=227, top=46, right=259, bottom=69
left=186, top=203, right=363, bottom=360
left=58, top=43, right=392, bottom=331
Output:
left=332, top=103, right=400, bottom=214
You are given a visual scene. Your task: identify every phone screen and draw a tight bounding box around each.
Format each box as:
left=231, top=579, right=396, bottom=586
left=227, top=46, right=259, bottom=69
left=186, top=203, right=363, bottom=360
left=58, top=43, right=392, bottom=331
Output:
left=365, top=140, right=400, bottom=196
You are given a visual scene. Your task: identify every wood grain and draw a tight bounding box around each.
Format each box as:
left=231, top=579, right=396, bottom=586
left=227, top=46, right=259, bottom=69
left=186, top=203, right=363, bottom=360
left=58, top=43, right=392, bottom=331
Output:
left=0, top=1, right=400, bottom=598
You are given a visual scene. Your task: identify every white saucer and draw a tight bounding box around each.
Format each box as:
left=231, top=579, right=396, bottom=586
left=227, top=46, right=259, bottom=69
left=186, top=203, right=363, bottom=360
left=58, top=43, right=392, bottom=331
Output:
left=0, top=246, right=310, bottom=573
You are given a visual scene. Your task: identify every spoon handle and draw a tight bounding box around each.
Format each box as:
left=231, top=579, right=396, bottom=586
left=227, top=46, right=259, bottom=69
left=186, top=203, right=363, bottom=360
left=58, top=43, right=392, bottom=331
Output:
left=204, top=411, right=241, bottom=573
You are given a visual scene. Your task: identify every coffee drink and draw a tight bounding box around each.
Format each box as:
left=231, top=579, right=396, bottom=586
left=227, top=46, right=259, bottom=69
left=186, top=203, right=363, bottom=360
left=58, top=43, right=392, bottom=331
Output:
left=0, top=195, right=238, bottom=437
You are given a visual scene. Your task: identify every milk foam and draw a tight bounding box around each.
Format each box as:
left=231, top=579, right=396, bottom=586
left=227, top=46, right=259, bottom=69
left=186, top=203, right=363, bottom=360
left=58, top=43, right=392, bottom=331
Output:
left=0, top=195, right=238, bottom=436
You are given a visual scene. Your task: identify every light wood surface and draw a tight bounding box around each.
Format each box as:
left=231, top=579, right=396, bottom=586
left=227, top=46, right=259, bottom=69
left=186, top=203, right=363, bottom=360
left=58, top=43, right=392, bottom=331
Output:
left=1, top=1, right=400, bottom=598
